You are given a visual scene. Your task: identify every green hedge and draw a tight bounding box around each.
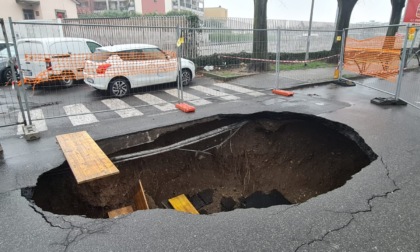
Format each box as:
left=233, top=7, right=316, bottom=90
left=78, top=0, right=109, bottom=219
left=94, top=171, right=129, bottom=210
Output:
left=192, top=50, right=337, bottom=68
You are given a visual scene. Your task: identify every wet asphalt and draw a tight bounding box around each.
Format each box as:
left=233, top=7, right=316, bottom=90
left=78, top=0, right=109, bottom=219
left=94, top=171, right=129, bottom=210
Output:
left=0, top=82, right=419, bottom=251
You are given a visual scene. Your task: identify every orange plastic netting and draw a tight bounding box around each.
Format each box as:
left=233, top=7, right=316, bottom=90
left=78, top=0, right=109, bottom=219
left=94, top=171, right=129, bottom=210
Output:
left=21, top=51, right=177, bottom=85
left=344, top=36, right=403, bottom=82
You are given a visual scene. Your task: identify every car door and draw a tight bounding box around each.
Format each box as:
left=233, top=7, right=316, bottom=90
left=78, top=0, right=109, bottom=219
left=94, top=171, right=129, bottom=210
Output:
left=142, top=48, right=177, bottom=84
left=120, top=49, right=156, bottom=88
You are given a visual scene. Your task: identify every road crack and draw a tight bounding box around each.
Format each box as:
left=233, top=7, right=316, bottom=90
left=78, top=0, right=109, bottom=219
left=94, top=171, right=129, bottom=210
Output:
left=28, top=202, right=114, bottom=251
left=294, top=156, right=401, bottom=251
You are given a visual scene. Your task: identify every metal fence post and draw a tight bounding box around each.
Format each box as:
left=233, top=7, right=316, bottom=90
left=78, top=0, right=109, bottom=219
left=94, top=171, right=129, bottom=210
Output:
left=9, top=18, right=33, bottom=126
left=304, top=0, right=315, bottom=65
left=395, top=24, right=410, bottom=100
left=338, top=29, right=346, bottom=79
left=176, top=26, right=183, bottom=103
left=275, top=27, right=281, bottom=90
left=0, top=18, right=27, bottom=126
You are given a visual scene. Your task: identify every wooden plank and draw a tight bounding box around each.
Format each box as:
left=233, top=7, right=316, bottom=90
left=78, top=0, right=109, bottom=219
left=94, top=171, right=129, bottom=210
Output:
left=168, top=194, right=199, bottom=215
left=133, top=180, right=149, bottom=210
left=108, top=206, right=134, bottom=219
left=56, top=131, right=119, bottom=184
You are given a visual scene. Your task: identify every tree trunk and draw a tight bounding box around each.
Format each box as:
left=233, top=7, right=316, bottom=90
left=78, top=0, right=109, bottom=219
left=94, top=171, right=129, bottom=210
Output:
left=331, top=0, right=358, bottom=53
left=249, top=0, right=268, bottom=72
left=386, top=0, right=405, bottom=36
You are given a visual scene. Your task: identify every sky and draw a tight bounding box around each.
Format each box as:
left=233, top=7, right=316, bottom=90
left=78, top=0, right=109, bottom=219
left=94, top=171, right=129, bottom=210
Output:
left=204, top=0, right=403, bottom=23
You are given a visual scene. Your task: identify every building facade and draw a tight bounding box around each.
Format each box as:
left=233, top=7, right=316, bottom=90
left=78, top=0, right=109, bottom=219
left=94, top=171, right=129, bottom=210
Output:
left=0, top=0, right=79, bottom=21
left=204, top=6, right=227, bottom=18
left=77, top=0, right=204, bottom=16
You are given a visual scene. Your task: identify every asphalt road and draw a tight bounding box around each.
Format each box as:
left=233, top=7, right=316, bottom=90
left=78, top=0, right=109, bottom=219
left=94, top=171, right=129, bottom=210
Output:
left=0, top=82, right=419, bottom=251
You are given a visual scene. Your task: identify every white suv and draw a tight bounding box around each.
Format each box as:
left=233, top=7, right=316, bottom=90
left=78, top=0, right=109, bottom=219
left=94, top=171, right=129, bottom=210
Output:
left=84, top=44, right=195, bottom=97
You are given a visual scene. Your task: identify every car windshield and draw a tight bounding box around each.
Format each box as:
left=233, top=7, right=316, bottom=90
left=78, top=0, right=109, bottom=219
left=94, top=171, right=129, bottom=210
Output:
left=0, top=47, right=15, bottom=58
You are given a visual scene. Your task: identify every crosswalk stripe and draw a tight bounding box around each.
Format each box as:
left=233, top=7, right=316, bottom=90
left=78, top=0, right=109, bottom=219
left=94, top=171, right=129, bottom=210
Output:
left=63, top=104, right=99, bottom=126
left=214, top=83, right=265, bottom=97
left=189, top=86, right=240, bottom=101
left=101, top=99, right=143, bottom=118
left=134, top=94, right=176, bottom=111
left=164, top=89, right=211, bottom=106
left=17, top=109, right=48, bottom=135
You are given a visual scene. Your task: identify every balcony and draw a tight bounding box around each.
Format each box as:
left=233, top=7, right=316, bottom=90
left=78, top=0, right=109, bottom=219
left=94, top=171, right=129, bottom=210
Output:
left=16, top=0, right=40, bottom=4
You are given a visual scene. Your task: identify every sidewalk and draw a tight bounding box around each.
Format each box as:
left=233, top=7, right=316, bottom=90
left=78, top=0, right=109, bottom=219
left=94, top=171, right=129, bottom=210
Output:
left=0, top=68, right=420, bottom=251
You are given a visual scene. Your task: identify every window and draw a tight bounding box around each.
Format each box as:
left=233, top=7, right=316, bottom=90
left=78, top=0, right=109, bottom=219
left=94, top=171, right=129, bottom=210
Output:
left=23, top=9, right=35, bottom=20
left=141, top=48, right=167, bottom=60
left=55, top=9, right=67, bottom=19
left=86, top=42, right=102, bottom=53
left=116, top=50, right=143, bottom=61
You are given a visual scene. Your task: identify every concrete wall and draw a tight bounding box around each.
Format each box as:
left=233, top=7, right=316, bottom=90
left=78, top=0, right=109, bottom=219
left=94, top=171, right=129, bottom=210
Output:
left=0, top=0, right=78, bottom=22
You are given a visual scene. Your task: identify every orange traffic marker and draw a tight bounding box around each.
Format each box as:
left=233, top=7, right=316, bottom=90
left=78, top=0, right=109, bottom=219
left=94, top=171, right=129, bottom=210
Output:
left=272, top=89, right=294, bottom=97
left=176, top=103, right=196, bottom=113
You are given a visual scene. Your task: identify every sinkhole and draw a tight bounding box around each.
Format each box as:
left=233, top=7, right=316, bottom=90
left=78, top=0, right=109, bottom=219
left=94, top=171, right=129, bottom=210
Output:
left=22, top=112, right=377, bottom=218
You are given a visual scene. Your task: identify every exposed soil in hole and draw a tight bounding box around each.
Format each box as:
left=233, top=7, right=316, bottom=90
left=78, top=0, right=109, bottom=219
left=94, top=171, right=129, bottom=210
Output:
left=26, top=112, right=376, bottom=218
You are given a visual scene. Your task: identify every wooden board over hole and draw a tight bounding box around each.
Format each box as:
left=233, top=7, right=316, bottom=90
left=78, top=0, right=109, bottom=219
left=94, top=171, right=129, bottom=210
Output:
left=168, top=194, right=199, bottom=215
left=56, top=131, right=119, bottom=184
left=133, top=179, right=149, bottom=210
left=108, top=206, right=134, bottom=218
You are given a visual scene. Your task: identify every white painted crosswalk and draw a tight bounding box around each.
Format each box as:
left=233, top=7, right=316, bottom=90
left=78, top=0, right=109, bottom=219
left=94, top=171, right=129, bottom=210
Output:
left=134, top=93, right=176, bottom=111
left=102, top=99, right=143, bottom=118
left=190, top=85, right=240, bottom=101
left=214, top=83, right=265, bottom=97
left=63, top=104, right=99, bottom=126
left=14, top=83, right=269, bottom=135
left=164, top=89, right=212, bottom=106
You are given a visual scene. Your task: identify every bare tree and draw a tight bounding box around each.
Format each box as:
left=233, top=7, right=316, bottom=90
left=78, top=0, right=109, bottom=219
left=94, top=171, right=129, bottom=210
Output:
left=386, top=0, right=406, bottom=36
left=331, top=0, right=358, bottom=53
left=250, top=0, right=269, bottom=72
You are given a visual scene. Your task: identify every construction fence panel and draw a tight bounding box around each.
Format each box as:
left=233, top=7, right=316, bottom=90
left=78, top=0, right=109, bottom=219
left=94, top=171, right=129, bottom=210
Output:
left=10, top=20, right=184, bottom=132
left=0, top=19, right=23, bottom=128
left=342, top=25, right=406, bottom=96
left=399, top=25, right=420, bottom=109
left=180, top=28, right=278, bottom=103
left=278, top=29, right=337, bottom=87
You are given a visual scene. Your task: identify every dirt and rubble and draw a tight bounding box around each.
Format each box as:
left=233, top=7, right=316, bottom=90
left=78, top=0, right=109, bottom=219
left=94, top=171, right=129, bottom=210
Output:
left=27, top=113, right=376, bottom=218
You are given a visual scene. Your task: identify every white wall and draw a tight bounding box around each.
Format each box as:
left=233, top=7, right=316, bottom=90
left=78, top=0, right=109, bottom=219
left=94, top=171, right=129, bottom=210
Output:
left=134, top=0, right=143, bottom=14
left=165, top=0, right=173, bottom=13
left=38, top=0, right=78, bottom=19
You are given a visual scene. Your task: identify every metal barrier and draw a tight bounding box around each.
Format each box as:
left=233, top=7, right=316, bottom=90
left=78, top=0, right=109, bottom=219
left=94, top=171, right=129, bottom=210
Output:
left=338, top=25, right=420, bottom=108
left=1, top=18, right=420, bottom=139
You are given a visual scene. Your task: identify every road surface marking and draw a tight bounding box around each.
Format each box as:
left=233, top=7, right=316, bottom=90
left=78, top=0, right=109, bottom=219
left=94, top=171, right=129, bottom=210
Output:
left=17, top=109, right=48, bottom=135
left=134, top=94, right=176, bottom=111
left=164, top=89, right=211, bottom=106
left=101, top=99, right=143, bottom=118
left=214, top=83, right=265, bottom=97
left=190, top=86, right=240, bottom=101
left=64, top=104, right=99, bottom=126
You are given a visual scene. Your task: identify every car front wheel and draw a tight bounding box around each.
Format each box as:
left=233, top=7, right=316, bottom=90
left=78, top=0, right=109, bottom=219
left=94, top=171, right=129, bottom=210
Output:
left=2, top=68, right=12, bottom=84
left=108, top=78, right=130, bottom=97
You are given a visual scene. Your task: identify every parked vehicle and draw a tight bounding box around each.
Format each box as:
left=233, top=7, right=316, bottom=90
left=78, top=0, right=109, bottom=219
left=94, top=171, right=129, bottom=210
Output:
left=84, top=44, right=195, bottom=97
left=17, top=38, right=102, bottom=86
left=0, top=46, right=15, bottom=84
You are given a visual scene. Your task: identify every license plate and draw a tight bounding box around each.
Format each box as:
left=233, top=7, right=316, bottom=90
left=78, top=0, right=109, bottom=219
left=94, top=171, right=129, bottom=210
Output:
left=22, top=69, right=32, bottom=76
